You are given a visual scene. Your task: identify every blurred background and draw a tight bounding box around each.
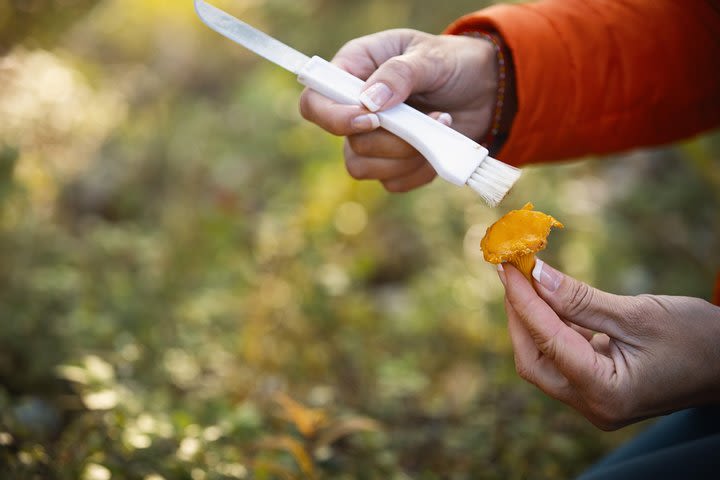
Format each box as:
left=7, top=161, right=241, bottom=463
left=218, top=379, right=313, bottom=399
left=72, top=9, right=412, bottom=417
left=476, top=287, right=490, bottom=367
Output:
left=0, top=0, right=718, bottom=478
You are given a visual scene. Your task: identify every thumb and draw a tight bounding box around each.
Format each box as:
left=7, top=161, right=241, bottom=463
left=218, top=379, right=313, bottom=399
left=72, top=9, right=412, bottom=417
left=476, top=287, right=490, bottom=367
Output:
left=358, top=50, right=445, bottom=112
left=531, top=260, right=629, bottom=338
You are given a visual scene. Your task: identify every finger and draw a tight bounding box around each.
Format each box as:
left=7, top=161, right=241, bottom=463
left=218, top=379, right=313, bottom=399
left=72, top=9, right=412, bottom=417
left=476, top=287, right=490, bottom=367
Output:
left=504, top=264, right=613, bottom=387
left=430, top=111, right=453, bottom=127
left=331, top=30, right=420, bottom=80
left=566, top=321, right=596, bottom=342
left=505, top=298, right=576, bottom=401
left=381, top=162, right=437, bottom=192
left=531, top=260, right=631, bottom=338
left=344, top=141, right=426, bottom=180
left=299, top=88, right=380, bottom=136
left=348, top=130, right=418, bottom=159
left=359, top=47, right=448, bottom=112
left=348, top=111, right=452, bottom=159
left=590, top=332, right=612, bottom=357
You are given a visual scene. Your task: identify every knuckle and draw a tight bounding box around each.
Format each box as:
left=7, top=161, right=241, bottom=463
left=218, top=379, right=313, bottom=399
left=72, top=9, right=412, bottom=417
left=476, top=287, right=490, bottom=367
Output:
left=566, top=282, right=595, bottom=318
left=384, top=56, right=415, bottom=83
left=514, top=359, right=533, bottom=383
left=534, top=325, right=561, bottom=360
left=536, top=336, right=557, bottom=360
left=424, top=44, right=449, bottom=65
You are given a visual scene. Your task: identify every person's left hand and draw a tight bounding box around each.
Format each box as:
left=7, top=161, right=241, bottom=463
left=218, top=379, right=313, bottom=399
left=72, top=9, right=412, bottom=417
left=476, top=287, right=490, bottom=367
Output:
left=498, top=261, right=720, bottom=430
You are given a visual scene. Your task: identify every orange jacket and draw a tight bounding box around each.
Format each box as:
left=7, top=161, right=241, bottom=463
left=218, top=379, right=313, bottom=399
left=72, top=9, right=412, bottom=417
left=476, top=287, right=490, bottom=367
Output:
left=446, top=0, right=720, bottom=166
left=446, top=0, right=720, bottom=304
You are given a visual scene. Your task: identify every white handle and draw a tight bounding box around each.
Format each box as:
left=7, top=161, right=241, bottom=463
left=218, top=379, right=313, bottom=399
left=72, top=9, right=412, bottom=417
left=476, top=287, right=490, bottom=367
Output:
left=297, top=56, right=488, bottom=186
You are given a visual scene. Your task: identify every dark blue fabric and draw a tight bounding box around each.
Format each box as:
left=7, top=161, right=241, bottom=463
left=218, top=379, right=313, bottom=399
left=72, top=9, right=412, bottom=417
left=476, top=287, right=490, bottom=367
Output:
left=578, top=406, right=720, bottom=479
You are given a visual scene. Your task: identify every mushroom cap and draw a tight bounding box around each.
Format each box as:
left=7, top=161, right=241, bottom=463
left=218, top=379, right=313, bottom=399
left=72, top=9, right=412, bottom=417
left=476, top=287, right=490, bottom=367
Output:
left=480, top=203, right=563, bottom=264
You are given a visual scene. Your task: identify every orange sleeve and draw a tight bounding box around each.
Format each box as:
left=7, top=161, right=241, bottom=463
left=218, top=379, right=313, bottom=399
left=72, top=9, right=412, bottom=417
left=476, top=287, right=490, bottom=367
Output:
left=445, top=0, right=720, bottom=166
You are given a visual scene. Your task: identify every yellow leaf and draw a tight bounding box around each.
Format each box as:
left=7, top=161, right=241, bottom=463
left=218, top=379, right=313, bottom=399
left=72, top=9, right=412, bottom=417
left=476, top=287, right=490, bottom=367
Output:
left=274, top=393, right=327, bottom=438
left=315, top=417, right=383, bottom=448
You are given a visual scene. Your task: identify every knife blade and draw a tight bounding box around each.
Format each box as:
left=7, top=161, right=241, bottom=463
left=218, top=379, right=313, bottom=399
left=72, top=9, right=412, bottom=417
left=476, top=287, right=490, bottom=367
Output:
left=194, top=0, right=310, bottom=74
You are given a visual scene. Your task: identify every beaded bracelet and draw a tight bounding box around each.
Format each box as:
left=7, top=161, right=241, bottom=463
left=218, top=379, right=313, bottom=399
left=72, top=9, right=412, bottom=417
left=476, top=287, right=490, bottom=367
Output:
left=463, top=31, right=507, bottom=149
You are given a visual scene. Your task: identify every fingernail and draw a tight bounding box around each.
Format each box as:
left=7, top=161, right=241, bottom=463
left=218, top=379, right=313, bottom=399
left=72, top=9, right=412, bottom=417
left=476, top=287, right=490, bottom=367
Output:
left=532, top=259, right=562, bottom=292
left=496, top=263, right=506, bottom=287
left=351, top=113, right=380, bottom=131
left=359, top=83, right=392, bottom=112
left=437, top=112, right=453, bottom=126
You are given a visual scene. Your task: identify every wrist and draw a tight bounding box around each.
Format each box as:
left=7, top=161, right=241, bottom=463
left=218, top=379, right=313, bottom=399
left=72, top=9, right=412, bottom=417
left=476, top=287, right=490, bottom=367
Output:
left=704, top=301, right=720, bottom=404
left=462, top=30, right=517, bottom=155
left=662, top=296, right=720, bottom=408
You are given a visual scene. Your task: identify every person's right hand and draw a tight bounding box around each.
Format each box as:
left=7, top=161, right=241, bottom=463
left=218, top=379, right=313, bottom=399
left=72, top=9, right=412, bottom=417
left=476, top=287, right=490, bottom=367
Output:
left=299, top=29, right=499, bottom=192
left=499, top=261, right=720, bottom=430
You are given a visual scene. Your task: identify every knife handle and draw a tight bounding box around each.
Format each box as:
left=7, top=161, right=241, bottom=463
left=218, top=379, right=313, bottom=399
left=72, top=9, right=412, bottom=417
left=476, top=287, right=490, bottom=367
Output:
left=297, top=56, right=488, bottom=186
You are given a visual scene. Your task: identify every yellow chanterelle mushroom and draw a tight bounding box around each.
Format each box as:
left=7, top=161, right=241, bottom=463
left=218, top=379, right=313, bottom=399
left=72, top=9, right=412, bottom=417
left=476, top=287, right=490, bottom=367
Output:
left=480, top=202, right=564, bottom=280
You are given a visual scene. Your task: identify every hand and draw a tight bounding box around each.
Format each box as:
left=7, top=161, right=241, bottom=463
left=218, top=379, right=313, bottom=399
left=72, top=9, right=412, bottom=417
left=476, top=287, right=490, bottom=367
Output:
left=299, top=29, right=498, bottom=192
left=498, top=261, right=720, bottom=430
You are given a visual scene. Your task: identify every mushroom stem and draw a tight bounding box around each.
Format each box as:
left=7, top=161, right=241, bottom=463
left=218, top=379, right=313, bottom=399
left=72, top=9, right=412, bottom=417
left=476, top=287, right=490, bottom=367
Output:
left=511, top=253, right=536, bottom=282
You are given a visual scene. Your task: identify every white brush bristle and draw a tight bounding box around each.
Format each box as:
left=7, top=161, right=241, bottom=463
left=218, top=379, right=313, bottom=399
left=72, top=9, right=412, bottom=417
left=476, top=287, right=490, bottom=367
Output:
left=466, top=156, right=521, bottom=207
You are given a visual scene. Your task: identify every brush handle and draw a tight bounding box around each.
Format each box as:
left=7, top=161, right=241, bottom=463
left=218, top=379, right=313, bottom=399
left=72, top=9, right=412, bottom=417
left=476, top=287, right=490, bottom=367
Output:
left=297, top=56, right=489, bottom=186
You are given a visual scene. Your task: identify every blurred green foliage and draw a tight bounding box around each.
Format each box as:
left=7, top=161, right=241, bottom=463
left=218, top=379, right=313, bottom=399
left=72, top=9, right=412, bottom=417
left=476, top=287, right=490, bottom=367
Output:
left=0, top=0, right=718, bottom=478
